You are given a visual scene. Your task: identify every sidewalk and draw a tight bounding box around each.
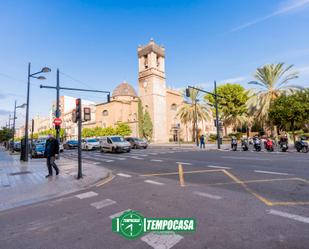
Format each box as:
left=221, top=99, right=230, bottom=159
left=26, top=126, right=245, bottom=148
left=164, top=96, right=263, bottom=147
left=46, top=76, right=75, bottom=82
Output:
left=0, top=148, right=111, bottom=212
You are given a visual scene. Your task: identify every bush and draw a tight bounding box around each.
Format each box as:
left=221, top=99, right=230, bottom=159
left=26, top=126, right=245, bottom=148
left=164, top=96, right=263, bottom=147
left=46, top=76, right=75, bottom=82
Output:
left=228, top=132, right=242, bottom=140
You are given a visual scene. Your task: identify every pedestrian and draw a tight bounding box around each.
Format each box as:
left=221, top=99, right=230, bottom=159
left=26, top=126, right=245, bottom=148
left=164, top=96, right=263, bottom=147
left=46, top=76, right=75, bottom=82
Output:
left=200, top=134, right=205, bottom=149
left=44, top=134, right=60, bottom=178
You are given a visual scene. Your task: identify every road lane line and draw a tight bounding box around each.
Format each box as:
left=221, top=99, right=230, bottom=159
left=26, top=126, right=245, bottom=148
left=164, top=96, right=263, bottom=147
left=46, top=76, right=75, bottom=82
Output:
left=75, top=191, right=98, bottom=199
left=144, top=180, right=165, bottom=186
left=268, top=209, right=309, bottom=224
left=254, top=170, right=290, bottom=176
left=176, top=162, right=192, bottom=165
left=90, top=199, right=116, bottom=209
left=109, top=209, right=131, bottom=219
left=117, top=173, right=132, bottom=178
left=208, top=165, right=231, bottom=169
left=222, top=156, right=271, bottom=161
left=131, top=156, right=144, bottom=160
left=193, top=191, right=222, bottom=200
left=151, top=159, right=163, bottom=162
left=148, top=153, right=158, bottom=155
left=141, top=232, right=183, bottom=249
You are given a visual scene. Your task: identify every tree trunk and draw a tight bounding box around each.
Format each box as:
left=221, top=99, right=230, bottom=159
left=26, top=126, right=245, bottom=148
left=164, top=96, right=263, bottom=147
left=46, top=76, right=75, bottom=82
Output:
left=224, top=126, right=227, bottom=136
left=291, top=120, right=295, bottom=144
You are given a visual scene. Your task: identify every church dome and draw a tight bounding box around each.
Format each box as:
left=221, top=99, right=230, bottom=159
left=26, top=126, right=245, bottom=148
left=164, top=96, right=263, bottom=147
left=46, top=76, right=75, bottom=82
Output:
left=112, top=82, right=137, bottom=97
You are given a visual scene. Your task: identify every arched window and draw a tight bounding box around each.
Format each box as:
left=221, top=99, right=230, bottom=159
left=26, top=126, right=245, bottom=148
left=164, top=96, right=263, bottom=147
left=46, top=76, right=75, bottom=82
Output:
left=102, top=110, right=108, bottom=116
left=171, top=103, right=177, bottom=111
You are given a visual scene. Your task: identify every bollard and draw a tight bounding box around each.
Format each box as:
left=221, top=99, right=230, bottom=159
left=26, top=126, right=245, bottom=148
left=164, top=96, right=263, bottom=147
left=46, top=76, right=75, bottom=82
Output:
left=178, top=163, right=185, bottom=187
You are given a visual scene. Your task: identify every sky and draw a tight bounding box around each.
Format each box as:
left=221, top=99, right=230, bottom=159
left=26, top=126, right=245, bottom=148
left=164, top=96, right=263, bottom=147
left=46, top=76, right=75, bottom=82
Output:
left=1, top=0, right=309, bottom=128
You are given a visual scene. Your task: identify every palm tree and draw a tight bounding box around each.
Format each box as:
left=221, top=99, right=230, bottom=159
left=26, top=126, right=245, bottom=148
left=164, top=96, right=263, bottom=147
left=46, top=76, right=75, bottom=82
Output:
left=247, top=63, right=300, bottom=127
left=177, top=87, right=211, bottom=142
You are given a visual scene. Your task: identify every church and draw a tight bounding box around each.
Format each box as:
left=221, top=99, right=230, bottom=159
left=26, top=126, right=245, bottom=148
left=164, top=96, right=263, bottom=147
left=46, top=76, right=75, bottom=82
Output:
left=95, top=39, right=215, bottom=143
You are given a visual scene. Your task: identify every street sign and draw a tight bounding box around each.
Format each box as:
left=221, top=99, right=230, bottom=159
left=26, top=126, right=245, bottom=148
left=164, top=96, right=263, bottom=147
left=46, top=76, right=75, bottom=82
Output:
left=53, top=117, right=62, bottom=125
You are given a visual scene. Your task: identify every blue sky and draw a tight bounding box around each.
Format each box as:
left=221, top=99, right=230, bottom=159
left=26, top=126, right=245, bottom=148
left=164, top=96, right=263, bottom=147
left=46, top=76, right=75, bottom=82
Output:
left=1, top=0, right=309, bottom=128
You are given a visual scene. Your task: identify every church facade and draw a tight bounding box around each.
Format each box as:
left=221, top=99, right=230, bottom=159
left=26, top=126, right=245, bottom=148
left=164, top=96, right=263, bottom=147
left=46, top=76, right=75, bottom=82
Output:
left=96, top=39, right=215, bottom=143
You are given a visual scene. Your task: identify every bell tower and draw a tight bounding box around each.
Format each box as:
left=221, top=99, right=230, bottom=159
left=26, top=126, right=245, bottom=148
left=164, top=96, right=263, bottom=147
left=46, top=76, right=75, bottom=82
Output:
left=138, top=39, right=168, bottom=143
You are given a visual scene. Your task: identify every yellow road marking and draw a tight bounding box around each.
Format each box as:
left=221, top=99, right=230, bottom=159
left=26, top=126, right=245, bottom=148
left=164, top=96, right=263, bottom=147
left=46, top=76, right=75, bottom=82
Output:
left=140, top=169, right=221, bottom=177
left=96, top=174, right=115, bottom=187
left=178, top=164, right=185, bottom=187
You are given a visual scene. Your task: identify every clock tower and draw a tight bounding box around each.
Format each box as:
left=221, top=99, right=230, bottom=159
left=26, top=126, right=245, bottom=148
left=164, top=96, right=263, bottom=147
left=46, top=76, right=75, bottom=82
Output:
left=138, top=39, right=168, bottom=143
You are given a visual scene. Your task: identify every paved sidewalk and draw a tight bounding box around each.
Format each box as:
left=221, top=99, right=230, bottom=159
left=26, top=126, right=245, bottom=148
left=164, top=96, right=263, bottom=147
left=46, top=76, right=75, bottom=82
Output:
left=0, top=148, right=111, bottom=212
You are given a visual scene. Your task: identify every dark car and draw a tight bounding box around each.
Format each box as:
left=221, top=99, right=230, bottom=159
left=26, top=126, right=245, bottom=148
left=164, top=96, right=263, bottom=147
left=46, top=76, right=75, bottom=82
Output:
left=31, top=143, right=45, bottom=158
left=125, top=137, right=148, bottom=149
left=13, top=142, right=21, bottom=151
left=63, top=140, right=78, bottom=149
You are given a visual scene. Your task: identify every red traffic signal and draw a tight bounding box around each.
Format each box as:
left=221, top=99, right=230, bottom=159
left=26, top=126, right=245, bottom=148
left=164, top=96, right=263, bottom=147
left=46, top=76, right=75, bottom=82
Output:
left=53, top=117, right=62, bottom=125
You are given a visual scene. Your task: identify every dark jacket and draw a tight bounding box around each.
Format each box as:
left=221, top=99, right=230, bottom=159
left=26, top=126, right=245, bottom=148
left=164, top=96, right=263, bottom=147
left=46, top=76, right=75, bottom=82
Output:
left=44, top=138, right=59, bottom=157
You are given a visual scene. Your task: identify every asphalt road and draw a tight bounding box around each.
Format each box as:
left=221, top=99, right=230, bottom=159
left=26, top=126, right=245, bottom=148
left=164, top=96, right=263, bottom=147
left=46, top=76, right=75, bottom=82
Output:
left=1, top=147, right=308, bottom=249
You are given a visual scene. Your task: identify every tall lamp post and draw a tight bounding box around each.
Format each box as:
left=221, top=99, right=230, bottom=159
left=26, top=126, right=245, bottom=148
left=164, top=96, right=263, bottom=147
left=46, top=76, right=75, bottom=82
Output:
left=22, top=63, right=51, bottom=161
left=12, top=101, right=26, bottom=151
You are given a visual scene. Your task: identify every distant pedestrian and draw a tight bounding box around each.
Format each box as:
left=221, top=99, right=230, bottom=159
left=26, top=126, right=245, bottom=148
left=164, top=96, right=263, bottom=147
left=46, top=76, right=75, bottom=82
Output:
left=200, top=135, right=205, bottom=149
left=44, top=134, right=60, bottom=178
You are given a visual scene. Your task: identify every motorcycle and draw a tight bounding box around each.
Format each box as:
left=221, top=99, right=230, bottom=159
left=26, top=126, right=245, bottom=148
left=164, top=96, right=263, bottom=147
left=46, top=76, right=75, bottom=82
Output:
left=265, top=139, right=274, bottom=152
left=280, top=141, right=288, bottom=152
left=231, top=138, right=237, bottom=151
left=253, top=138, right=261, bottom=151
left=295, top=139, right=309, bottom=153
left=241, top=139, right=249, bottom=151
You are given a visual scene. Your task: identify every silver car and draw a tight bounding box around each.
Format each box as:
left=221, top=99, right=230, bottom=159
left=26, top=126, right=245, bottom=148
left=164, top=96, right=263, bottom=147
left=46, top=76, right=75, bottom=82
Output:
left=82, top=138, right=100, bottom=151
left=100, top=136, right=131, bottom=153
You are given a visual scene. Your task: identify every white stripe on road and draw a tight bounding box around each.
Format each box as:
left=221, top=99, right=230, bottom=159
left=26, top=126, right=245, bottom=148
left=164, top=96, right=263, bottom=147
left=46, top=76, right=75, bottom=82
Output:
left=151, top=159, right=163, bottom=162
left=222, top=156, right=271, bottom=161
left=176, top=162, right=192, bottom=165
left=131, top=156, right=144, bottom=160
left=109, top=209, right=132, bottom=219
left=141, top=232, right=183, bottom=249
left=90, top=199, right=116, bottom=209
left=208, top=165, right=231, bottom=169
left=75, top=191, right=98, bottom=199
left=117, top=173, right=132, bottom=178
left=254, top=170, right=290, bottom=176
left=268, top=209, right=309, bottom=224
left=148, top=153, right=158, bottom=155
left=144, top=180, right=165, bottom=186
left=130, top=154, right=148, bottom=157
left=193, top=191, right=222, bottom=200
left=95, top=154, right=126, bottom=160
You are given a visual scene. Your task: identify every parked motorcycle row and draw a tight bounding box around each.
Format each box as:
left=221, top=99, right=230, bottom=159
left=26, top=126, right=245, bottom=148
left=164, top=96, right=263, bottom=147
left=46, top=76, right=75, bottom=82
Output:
left=230, top=136, right=309, bottom=153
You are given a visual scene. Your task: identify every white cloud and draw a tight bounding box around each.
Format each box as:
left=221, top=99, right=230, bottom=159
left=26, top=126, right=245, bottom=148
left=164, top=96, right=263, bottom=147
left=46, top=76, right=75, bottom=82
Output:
left=219, top=76, right=247, bottom=84
left=230, top=0, right=309, bottom=33
left=297, top=65, right=309, bottom=75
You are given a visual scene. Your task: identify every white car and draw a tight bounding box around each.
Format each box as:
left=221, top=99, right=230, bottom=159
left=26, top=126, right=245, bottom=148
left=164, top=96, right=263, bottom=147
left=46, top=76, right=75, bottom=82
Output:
left=100, top=136, right=131, bottom=153
left=82, top=138, right=100, bottom=151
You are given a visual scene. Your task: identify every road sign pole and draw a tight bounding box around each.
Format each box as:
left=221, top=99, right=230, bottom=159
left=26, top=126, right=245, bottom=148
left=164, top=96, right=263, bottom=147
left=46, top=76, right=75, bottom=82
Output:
left=214, top=81, right=221, bottom=149
left=77, top=99, right=82, bottom=179
left=56, top=69, right=60, bottom=159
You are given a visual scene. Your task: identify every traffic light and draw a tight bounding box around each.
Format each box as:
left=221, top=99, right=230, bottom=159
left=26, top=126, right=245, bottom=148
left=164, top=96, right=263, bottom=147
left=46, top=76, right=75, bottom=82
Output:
left=107, top=93, right=110, bottom=103
left=76, top=98, right=81, bottom=121
left=72, top=109, right=77, bottom=123
left=185, top=88, right=190, bottom=98
left=55, top=124, right=60, bottom=132
left=83, top=107, right=91, bottom=121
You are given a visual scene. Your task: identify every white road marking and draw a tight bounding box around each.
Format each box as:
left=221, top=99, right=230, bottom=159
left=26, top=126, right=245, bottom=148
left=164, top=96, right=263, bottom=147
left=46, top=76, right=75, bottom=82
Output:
left=254, top=170, right=290, bottom=176
left=109, top=209, right=132, bottom=219
left=90, top=199, right=116, bottom=209
left=151, top=159, right=163, bottom=162
left=222, top=156, right=271, bottom=161
left=95, top=154, right=126, bottom=160
left=148, top=153, right=158, bottom=155
left=131, top=156, right=144, bottom=160
left=176, top=162, right=192, bottom=165
left=75, top=191, right=98, bottom=199
left=141, top=232, right=183, bottom=249
left=193, top=191, right=222, bottom=200
left=130, top=154, right=148, bottom=157
left=144, top=180, right=165, bottom=186
left=117, top=173, right=132, bottom=178
left=208, top=165, right=231, bottom=169
left=268, top=209, right=309, bottom=224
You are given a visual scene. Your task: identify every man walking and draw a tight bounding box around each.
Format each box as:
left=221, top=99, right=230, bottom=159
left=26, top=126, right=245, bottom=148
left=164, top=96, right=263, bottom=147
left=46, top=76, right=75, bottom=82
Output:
left=200, top=134, right=205, bottom=149
left=44, top=134, right=60, bottom=178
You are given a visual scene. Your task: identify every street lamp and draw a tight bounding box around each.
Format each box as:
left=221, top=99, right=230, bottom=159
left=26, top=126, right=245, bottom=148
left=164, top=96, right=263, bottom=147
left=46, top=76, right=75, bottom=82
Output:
left=12, top=101, right=26, bottom=151
left=22, top=63, right=51, bottom=161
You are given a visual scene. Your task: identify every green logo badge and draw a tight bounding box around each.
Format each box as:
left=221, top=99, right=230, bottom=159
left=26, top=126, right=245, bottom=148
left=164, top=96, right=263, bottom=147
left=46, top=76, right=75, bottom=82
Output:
left=112, top=210, right=196, bottom=240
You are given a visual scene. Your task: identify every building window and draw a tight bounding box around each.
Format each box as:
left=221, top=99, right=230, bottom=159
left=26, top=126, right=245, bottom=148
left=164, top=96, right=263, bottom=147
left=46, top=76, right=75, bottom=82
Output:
left=102, top=110, right=108, bottom=116
left=171, top=103, right=177, bottom=111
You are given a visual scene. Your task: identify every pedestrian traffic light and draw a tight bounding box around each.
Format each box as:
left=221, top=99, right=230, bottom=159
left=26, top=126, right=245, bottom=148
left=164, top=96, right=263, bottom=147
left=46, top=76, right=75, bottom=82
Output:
left=72, top=109, right=77, bottom=123
left=185, top=88, right=190, bottom=97
left=107, top=93, right=110, bottom=103
left=83, top=107, right=91, bottom=121
left=76, top=98, right=81, bottom=121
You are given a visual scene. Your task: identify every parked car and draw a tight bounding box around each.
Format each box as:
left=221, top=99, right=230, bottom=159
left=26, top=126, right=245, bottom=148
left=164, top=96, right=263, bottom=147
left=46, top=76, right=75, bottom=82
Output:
left=63, top=140, right=78, bottom=149
left=82, top=138, right=100, bottom=151
left=31, top=143, right=45, bottom=158
left=125, top=137, right=148, bottom=149
left=100, top=136, right=131, bottom=153
left=13, top=142, right=21, bottom=151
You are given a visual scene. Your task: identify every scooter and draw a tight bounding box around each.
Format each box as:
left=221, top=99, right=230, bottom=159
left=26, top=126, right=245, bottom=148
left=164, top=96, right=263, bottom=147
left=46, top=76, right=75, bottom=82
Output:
left=295, top=139, right=309, bottom=153
left=231, top=138, right=237, bottom=151
left=241, top=139, right=249, bottom=151
left=280, top=141, right=288, bottom=152
left=265, top=139, right=274, bottom=152
left=253, top=138, right=261, bottom=151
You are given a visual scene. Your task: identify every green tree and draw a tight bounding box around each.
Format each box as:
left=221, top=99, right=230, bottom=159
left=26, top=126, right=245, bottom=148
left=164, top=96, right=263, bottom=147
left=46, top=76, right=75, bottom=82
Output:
left=205, top=83, right=249, bottom=135
left=82, top=127, right=95, bottom=138
left=269, top=89, right=309, bottom=142
left=115, top=122, right=132, bottom=136
left=177, top=87, right=211, bottom=142
left=143, top=110, right=153, bottom=140
left=0, top=127, right=13, bottom=142
left=247, top=63, right=300, bottom=127
left=138, top=99, right=144, bottom=138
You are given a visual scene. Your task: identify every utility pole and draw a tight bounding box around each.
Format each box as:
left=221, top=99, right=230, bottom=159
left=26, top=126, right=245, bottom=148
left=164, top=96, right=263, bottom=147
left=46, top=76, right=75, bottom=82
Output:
left=56, top=69, right=61, bottom=159
left=76, top=99, right=82, bottom=179
left=30, top=119, right=34, bottom=159
left=194, top=100, right=199, bottom=147
left=214, top=81, right=221, bottom=149
left=12, top=101, right=16, bottom=151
